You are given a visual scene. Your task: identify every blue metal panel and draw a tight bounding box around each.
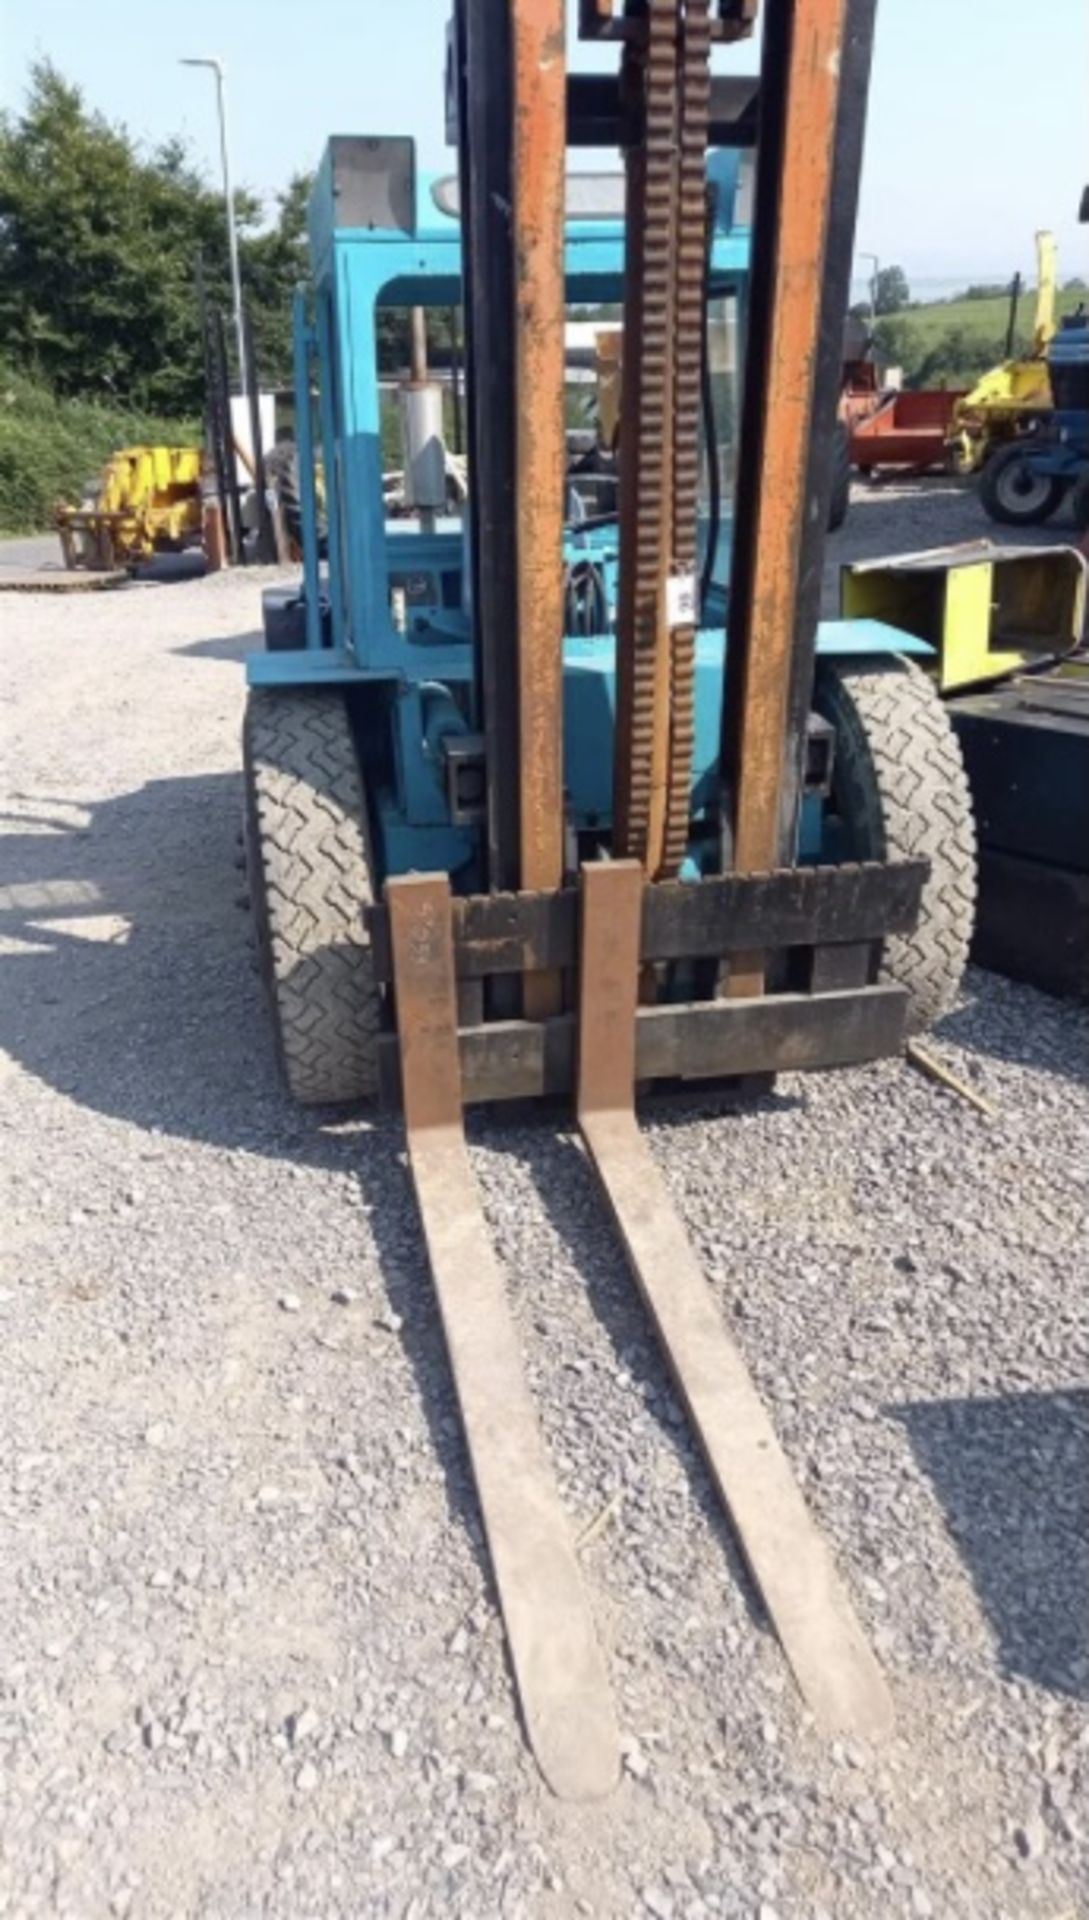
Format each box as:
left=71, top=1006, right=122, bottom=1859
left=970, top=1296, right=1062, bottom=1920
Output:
left=372, top=801, right=476, bottom=884
left=315, top=286, right=348, bottom=651
left=798, top=795, right=824, bottom=861
left=564, top=621, right=928, bottom=826
left=291, top=291, right=322, bottom=652
left=335, top=245, right=388, bottom=662
left=392, top=683, right=473, bottom=824
left=295, top=145, right=751, bottom=674
left=247, top=649, right=390, bottom=688
left=815, top=619, right=932, bottom=658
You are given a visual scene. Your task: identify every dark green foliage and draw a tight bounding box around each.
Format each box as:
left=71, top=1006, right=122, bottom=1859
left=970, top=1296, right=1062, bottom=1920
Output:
left=873, top=264, right=910, bottom=315
left=910, top=327, right=1010, bottom=390
left=872, top=316, right=1011, bottom=390
left=0, top=63, right=309, bottom=415
left=243, top=172, right=312, bottom=390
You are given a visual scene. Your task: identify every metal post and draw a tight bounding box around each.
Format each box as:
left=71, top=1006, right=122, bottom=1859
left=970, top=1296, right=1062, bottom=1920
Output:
left=455, top=0, right=522, bottom=899
left=410, top=306, right=428, bottom=384
left=510, top=0, right=567, bottom=1015
left=292, top=289, right=322, bottom=650
left=449, top=306, right=463, bottom=455
left=243, top=308, right=276, bottom=563
left=1005, top=271, right=1022, bottom=360
left=718, top=0, right=876, bottom=988
left=181, top=57, right=247, bottom=398
left=213, top=306, right=246, bottom=563
left=195, top=251, right=233, bottom=561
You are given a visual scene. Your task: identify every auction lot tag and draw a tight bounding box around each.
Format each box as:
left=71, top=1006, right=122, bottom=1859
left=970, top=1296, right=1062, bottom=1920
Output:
left=666, top=573, right=697, bottom=628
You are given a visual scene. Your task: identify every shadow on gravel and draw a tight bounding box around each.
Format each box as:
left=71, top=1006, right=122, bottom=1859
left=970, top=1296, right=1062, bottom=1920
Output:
left=0, top=772, right=362, bottom=1172
left=493, top=1119, right=770, bottom=1634
left=936, top=969, right=1089, bottom=1086
left=0, top=769, right=497, bottom=1587
left=892, top=1387, right=1089, bottom=1699
left=352, top=1126, right=492, bottom=1584
left=0, top=777, right=499, bottom=1581
left=173, top=628, right=264, bottom=663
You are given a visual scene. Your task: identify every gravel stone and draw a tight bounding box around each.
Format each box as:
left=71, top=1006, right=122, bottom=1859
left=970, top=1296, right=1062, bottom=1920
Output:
left=1014, top=1813, right=1048, bottom=1862
left=2, top=493, right=1087, bottom=1915
left=642, top=1889, right=674, bottom=1918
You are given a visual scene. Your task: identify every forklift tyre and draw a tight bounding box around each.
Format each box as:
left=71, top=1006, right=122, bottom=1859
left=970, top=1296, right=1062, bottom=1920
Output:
left=815, top=656, right=976, bottom=1033
left=243, top=688, right=380, bottom=1105
left=979, top=442, right=1065, bottom=527
left=827, top=421, right=852, bottom=532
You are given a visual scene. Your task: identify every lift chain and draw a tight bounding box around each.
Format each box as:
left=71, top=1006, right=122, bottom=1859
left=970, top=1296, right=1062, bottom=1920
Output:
left=613, top=0, right=677, bottom=872
left=613, top=0, right=714, bottom=880
left=663, top=0, right=712, bottom=876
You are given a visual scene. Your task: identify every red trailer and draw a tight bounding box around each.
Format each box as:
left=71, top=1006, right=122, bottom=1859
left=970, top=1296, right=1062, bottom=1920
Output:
left=850, top=388, right=967, bottom=474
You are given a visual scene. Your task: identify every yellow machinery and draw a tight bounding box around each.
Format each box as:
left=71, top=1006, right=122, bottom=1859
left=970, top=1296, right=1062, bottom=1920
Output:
left=948, top=233, right=1057, bottom=473
left=842, top=540, right=1085, bottom=692
left=56, top=444, right=204, bottom=570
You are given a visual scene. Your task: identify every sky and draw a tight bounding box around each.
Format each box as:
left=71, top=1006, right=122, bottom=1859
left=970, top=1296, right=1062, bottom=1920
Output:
left=1, top=0, right=1086, bottom=296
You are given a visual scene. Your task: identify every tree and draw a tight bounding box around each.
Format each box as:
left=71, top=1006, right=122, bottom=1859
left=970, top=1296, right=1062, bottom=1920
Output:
left=872, top=264, right=910, bottom=315
left=0, top=63, right=310, bottom=413
left=243, top=171, right=312, bottom=389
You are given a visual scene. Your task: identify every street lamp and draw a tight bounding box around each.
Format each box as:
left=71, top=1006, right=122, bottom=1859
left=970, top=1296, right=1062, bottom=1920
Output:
left=180, top=56, right=247, bottom=398
left=858, top=251, right=879, bottom=338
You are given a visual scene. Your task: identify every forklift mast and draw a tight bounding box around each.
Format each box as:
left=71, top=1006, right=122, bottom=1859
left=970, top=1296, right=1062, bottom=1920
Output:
left=377, top=0, right=907, bottom=1797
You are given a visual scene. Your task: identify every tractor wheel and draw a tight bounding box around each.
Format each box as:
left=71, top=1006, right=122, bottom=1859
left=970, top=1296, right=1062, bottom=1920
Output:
left=979, top=442, right=1065, bottom=526
left=243, top=688, right=381, bottom=1105
left=827, top=420, right=852, bottom=532
left=814, top=656, right=977, bottom=1033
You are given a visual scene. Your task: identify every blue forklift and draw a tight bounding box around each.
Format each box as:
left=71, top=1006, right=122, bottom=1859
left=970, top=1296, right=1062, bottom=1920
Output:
left=241, top=0, right=978, bottom=1797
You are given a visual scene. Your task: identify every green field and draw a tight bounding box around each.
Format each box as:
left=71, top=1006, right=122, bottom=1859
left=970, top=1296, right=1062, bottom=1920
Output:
left=873, top=286, right=1086, bottom=389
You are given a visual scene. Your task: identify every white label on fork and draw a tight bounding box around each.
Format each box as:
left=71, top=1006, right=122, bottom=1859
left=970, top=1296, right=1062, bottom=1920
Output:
left=666, top=573, right=697, bottom=628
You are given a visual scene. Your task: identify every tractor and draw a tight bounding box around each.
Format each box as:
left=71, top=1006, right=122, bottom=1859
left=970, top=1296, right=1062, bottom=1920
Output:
left=979, top=308, right=1089, bottom=528
left=240, top=0, right=979, bottom=1799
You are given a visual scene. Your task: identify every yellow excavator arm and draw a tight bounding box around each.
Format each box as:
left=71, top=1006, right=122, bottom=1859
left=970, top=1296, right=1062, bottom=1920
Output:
left=1033, top=229, right=1057, bottom=353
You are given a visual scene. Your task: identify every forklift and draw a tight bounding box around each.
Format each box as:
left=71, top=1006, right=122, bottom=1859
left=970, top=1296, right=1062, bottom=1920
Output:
left=242, top=0, right=979, bottom=1798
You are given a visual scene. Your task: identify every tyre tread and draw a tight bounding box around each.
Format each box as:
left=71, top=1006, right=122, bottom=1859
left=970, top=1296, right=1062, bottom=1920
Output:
left=816, top=656, right=977, bottom=1032
left=243, top=689, right=379, bottom=1104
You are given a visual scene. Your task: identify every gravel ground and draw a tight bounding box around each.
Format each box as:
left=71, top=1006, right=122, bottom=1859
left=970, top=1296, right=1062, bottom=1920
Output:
left=1, top=479, right=1087, bottom=1918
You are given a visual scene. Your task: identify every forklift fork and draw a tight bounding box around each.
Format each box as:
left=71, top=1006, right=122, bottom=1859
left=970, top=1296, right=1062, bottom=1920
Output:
left=388, top=863, right=893, bottom=1799
left=386, top=872, right=621, bottom=1801
left=576, top=861, right=893, bottom=1742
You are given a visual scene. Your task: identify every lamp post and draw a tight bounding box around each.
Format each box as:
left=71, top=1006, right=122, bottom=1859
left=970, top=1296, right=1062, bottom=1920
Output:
left=181, top=56, right=247, bottom=398
left=858, top=251, right=879, bottom=338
